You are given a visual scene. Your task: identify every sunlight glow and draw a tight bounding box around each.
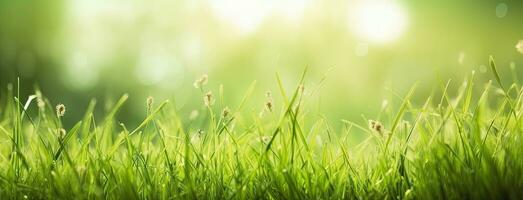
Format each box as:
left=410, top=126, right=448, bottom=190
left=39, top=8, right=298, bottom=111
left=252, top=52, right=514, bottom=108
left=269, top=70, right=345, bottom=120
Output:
left=135, top=47, right=184, bottom=87
left=349, top=1, right=408, bottom=43
left=209, top=0, right=309, bottom=34
left=64, top=52, right=99, bottom=90
left=209, top=0, right=270, bottom=34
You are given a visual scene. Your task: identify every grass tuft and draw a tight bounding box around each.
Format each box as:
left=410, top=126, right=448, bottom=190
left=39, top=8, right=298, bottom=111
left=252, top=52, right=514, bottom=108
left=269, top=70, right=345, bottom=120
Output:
left=1, top=58, right=523, bottom=199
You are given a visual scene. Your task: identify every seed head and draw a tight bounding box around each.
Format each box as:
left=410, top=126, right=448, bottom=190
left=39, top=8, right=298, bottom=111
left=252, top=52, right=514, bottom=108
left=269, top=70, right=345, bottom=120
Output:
left=517, top=40, right=523, bottom=55
left=368, top=120, right=384, bottom=134
left=265, top=91, right=273, bottom=112
left=265, top=91, right=272, bottom=98
left=204, top=91, right=214, bottom=106
left=256, top=136, right=271, bottom=144
left=191, top=130, right=204, bottom=144
left=56, top=104, right=66, bottom=117
left=146, top=96, right=154, bottom=111
left=298, top=84, right=305, bottom=93
left=265, top=100, right=273, bottom=112
left=58, top=128, right=66, bottom=139
left=222, top=106, right=230, bottom=118
left=35, top=90, right=45, bottom=110
left=193, top=74, right=208, bottom=88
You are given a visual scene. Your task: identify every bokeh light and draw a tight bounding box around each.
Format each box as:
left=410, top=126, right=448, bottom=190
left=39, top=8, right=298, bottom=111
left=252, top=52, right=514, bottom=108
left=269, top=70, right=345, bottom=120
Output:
left=348, top=0, right=408, bottom=43
left=1, top=0, right=522, bottom=127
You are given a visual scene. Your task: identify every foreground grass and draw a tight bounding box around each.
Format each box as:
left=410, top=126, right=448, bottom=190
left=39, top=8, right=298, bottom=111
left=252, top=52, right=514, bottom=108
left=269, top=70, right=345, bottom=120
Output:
left=1, top=57, right=523, bottom=199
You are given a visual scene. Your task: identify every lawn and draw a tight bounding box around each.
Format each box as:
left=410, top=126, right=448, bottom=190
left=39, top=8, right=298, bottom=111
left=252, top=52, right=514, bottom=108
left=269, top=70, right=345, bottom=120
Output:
left=1, top=56, right=523, bottom=199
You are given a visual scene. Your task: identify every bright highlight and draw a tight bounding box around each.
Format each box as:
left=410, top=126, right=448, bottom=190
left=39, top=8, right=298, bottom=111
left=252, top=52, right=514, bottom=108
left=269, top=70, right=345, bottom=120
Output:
left=349, top=1, right=408, bottom=43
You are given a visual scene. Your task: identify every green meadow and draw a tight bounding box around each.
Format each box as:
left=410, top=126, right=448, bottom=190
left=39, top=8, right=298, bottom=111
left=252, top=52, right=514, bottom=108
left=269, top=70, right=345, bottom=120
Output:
left=1, top=57, right=523, bottom=199
left=2, top=1, right=523, bottom=199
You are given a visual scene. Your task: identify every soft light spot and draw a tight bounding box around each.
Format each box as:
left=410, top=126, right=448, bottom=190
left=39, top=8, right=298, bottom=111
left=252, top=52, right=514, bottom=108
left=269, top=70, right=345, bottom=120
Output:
left=276, top=0, right=310, bottom=23
left=136, top=48, right=172, bottom=86
left=180, top=34, right=203, bottom=64
left=64, top=52, right=99, bottom=90
left=315, top=135, right=323, bottom=146
left=496, top=3, right=508, bottom=18
left=355, top=42, right=369, bottom=57
left=209, top=0, right=310, bottom=34
left=349, top=0, right=408, bottom=44
left=210, top=0, right=273, bottom=34
left=136, top=57, right=169, bottom=86
left=458, top=52, right=465, bottom=65
left=135, top=46, right=186, bottom=90
left=479, top=65, right=487, bottom=73
left=516, top=40, right=523, bottom=54
left=381, top=99, right=388, bottom=110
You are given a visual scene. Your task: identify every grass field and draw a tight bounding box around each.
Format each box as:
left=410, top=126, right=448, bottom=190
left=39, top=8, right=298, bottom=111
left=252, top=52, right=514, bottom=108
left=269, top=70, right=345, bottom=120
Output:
left=1, top=56, right=523, bottom=199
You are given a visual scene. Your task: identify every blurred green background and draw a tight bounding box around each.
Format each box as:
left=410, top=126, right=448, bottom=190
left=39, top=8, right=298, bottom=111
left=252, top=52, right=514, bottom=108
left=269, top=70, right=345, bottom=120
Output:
left=1, top=0, right=522, bottom=128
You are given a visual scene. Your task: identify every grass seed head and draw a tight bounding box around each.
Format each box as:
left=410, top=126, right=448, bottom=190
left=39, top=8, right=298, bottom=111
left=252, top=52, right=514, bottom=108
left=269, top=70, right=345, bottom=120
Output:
left=35, top=90, right=45, bottom=110
left=197, top=129, right=204, bottom=137
left=256, top=136, right=271, bottom=144
left=368, top=120, right=383, bottom=134
left=265, top=91, right=273, bottom=112
left=58, top=128, right=66, bottom=139
left=56, top=104, right=66, bottom=117
left=266, top=101, right=273, bottom=112
left=204, top=91, right=214, bottom=106
left=146, top=96, right=154, bottom=111
left=222, top=106, right=230, bottom=118
left=193, top=74, right=208, bottom=88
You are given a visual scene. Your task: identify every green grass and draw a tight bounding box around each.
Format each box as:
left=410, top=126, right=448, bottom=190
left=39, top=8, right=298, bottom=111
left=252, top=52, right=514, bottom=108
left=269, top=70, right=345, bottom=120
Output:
left=1, top=57, right=523, bottom=199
